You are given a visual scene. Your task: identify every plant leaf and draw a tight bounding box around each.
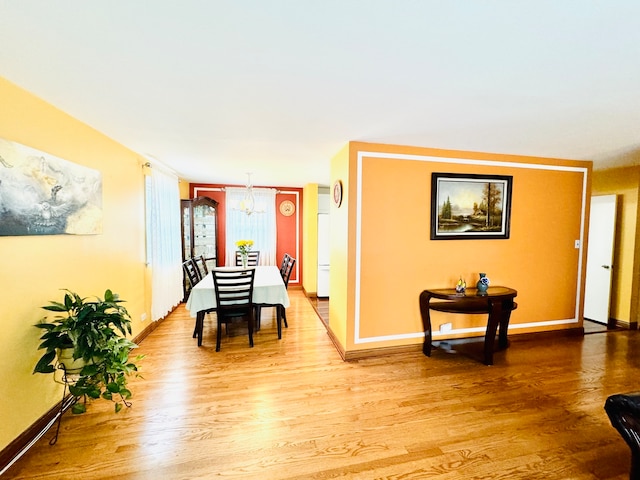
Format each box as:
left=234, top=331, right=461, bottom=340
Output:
left=33, top=350, right=56, bottom=374
left=106, top=382, right=120, bottom=393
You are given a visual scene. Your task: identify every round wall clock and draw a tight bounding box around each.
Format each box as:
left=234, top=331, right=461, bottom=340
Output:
left=333, top=180, right=343, bottom=207
left=279, top=200, right=295, bottom=216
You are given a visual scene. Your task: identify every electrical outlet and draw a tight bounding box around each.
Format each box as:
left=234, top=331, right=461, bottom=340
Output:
left=141, top=313, right=147, bottom=321
left=575, top=240, right=580, bottom=249
left=440, top=322, right=452, bottom=333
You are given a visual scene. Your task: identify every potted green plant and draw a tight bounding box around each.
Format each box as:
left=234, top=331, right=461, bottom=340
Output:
left=33, top=289, right=144, bottom=414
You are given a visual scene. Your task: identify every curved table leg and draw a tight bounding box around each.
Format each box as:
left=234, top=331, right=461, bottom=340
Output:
left=498, top=299, right=514, bottom=350
left=484, top=299, right=504, bottom=365
left=419, top=291, right=433, bottom=357
left=484, top=299, right=514, bottom=365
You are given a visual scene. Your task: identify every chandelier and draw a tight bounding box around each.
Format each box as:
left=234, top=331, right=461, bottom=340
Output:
left=238, top=173, right=263, bottom=216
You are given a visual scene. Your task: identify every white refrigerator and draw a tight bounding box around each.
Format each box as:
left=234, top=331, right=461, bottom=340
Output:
left=317, top=213, right=330, bottom=297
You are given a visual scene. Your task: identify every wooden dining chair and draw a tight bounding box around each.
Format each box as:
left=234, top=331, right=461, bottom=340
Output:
left=182, top=259, right=201, bottom=286
left=189, top=258, right=217, bottom=344
left=279, top=253, right=291, bottom=276
left=255, top=256, right=295, bottom=336
left=211, top=268, right=256, bottom=352
left=193, top=254, right=209, bottom=279
left=235, top=250, right=260, bottom=266
left=279, top=256, right=296, bottom=328
left=182, top=258, right=201, bottom=303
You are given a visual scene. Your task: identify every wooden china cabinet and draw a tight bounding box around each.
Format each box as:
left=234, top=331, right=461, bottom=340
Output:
left=181, top=197, right=218, bottom=298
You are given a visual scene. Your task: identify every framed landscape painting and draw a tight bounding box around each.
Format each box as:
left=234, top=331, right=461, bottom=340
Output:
left=430, top=172, right=513, bottom=240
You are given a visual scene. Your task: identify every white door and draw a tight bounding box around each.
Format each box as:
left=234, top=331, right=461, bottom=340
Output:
left=583, top=195, right=617, bottom=324
left=317, top=214, right=330, bottom=266
left=317, top=213, right=330, bottom=297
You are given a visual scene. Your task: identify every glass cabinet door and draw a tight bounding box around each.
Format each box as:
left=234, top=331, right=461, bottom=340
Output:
left=192, top=202, right=217, bottom=267
left=181, top=197, right=218, bottom=267
left=181, top=200, right=192, bottom=261
left=181, top=197, right=218, bottom=301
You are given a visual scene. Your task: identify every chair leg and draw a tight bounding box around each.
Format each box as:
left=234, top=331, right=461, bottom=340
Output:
left=255, top=306, right=261, bottom=331
left=195, top=312, right=205, bottom=347
left=276, top=307, right=282, bottom=339
left=216, top=318, right=223, bottom=352
left=248, top=313, right=254, bottom=348
left=281, top=305, right=288, bottom=328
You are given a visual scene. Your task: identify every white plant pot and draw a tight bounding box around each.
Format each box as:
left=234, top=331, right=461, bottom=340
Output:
left=56, top=348, right=88, bottom=374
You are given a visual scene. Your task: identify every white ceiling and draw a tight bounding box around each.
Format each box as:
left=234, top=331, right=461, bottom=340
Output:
left=1, top=1, right=639, bottom=188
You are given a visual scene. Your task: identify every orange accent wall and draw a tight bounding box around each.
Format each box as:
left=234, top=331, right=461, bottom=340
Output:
left=329, top=142, right=592, bottom=356
left=189, top=183, right=302, bottom=283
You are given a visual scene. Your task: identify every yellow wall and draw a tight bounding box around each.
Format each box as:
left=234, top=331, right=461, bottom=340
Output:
left=329, top=142, right=591, bottom=356
left=179, top=179, right=190, bottom=200
left=0, top=78, right=150, bottom=451
left=328, top=144, right=351, bottom=349
left=592, top=166, right=640, bottom=325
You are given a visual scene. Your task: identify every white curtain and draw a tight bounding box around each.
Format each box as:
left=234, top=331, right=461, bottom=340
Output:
left=147, top=168, right=183, bottom=320
left=225, top=187, right=277, bottom=266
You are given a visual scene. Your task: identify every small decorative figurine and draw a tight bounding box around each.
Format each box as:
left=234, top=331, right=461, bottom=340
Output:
left=455, top=276, right=466, bottom=294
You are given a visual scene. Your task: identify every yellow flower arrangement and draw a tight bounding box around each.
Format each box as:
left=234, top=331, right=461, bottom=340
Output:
left=236, top=239, right=254, bottom=256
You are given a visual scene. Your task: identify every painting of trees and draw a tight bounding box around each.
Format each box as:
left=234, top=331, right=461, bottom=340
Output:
left=440, top=196, right=452, bottom=219
left=431, top=173, right=512, bottom=240
left=483, top=182, right=503, bottom=228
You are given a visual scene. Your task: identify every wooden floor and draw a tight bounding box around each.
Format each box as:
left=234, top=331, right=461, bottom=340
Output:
left=4, top=290, right=639, bottom=479
left=308, top=296, right=329, bottom=325
left=584, top=319, right=623, bottom=335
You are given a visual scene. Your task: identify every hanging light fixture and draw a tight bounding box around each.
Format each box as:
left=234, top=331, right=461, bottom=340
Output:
left=239, top=172, right=261, bottom=216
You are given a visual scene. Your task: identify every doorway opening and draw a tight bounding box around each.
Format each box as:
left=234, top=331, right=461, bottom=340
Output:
left=583, top=318, right=624, bottom=335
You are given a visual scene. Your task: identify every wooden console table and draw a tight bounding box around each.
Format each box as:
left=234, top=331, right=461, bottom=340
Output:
left=419, top=286, right=518, bottom=365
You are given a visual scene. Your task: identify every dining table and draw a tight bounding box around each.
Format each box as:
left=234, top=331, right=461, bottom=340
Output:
left=186, top=265, right=290, bottom=346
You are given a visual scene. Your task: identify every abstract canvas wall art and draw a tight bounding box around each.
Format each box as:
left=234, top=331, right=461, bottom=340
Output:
left=0, top=138, right=102, bottom=236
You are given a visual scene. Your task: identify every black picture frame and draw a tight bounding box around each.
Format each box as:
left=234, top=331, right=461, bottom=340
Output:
left=430, top=172, right=513, bottom=240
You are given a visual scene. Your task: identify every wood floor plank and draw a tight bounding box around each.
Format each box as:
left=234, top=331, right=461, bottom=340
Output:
left=2, top=290, right=637, bottom=479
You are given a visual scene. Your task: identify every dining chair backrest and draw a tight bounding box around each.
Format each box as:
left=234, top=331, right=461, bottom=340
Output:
left=279, top=253, right=291, bottom=276
left=254, top=255, right=295, bottom=334
left=194, top=254, right=208, bottom=279
left=212, top=268, right=256, bottom=312
left=281, top=256, right=296, bottom=289
left=182, top=258, right=201, bottom=286
left=212, top=268, right=256, bottom=351
left=212, top=268, right=256, bottom=314
left=235, top=250, right=260, bottom=266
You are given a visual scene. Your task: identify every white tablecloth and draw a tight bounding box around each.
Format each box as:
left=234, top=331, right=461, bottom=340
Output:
left=185, top=266, right=290, bottom=318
